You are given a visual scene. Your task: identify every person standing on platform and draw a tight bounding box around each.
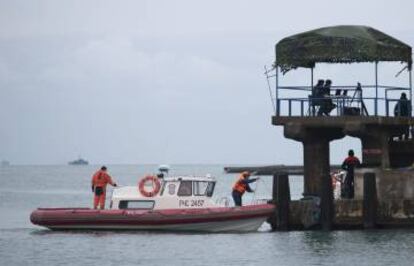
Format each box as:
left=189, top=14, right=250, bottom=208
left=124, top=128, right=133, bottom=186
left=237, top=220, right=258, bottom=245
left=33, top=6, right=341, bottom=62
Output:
left=341, top=150, right=361, bottom=199
left=91, top=166, right=117, bottom=209
left=232, top=171, right=259, bottom=206
left=394, top=92, right=411, bottom=139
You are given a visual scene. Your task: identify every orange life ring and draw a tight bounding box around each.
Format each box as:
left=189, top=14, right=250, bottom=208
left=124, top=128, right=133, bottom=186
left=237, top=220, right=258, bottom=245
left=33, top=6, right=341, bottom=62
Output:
left=138, top=175, right=161, bottom=197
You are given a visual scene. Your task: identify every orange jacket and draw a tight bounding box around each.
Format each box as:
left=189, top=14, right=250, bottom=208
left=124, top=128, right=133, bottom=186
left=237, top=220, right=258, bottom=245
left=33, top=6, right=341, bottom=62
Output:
left=91, top=170, right=114, bottom=189
left=233, top=175, right=247, bottom=195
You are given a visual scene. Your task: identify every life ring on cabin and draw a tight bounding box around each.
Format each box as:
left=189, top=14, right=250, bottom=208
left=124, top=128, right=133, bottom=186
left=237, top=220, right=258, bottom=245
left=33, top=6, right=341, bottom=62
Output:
left=138, top=175, right=161, bottom=197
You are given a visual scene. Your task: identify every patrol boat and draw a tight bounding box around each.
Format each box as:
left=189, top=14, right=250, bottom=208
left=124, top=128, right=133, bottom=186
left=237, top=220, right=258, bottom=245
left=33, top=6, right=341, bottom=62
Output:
left=30, top=174, right=274, bottom=232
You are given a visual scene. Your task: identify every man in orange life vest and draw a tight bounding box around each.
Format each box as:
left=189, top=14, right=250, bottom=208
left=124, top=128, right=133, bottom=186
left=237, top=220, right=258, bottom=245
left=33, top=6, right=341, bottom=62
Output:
left=91, top=166, right=117, bottom=209
left=341, top=149, right=361, bottom=199
left=232, top=171, right=259, bottom=206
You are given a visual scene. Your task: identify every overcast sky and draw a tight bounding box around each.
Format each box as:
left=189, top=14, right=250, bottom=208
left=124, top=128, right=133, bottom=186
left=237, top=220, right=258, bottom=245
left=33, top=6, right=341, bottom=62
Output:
left=0, top=0, right=413, bottom=165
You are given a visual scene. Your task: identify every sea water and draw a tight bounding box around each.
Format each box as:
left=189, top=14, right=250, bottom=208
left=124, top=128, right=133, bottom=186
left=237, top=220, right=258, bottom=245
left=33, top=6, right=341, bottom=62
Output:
left=0, top=165, right=413, bottom=266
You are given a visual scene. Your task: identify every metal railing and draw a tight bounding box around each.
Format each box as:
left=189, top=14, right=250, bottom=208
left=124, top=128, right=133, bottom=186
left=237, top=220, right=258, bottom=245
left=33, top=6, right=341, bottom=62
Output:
left=273, top=85, right=411, bottom=117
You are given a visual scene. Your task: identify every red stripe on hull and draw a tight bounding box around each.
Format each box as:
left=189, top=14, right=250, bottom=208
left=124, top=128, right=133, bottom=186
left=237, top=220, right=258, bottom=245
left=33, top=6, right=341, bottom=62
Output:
left=31, top=204, right=275, bottom=227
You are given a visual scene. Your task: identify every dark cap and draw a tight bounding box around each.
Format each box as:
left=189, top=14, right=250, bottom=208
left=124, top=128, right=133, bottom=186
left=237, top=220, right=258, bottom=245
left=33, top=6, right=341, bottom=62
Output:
left=101, top=166, right=107, bottom=171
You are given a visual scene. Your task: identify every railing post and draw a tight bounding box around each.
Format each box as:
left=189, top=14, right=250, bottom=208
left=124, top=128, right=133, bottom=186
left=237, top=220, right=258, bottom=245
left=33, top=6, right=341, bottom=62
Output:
left=276, top=66, right=279, bottom=115
left=301, top=100, right=304, bottom=117
left=386, top=99, right=389, bottom=117
left=311, top=67, right=314, bottom=92
left=276, top=99, right=280, bottom=116
left=409, top=67, right=412, bottom=117
left=288, top=100, right=292, bottom=116
left=375, top=62, right=378, bottom=116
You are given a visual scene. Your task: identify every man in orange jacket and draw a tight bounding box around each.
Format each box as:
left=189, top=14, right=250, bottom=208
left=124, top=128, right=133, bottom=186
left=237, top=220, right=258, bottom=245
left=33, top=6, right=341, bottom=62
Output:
left=232, top=171, right=259, bottom=207
left=91, top=166, right=117, bottom=209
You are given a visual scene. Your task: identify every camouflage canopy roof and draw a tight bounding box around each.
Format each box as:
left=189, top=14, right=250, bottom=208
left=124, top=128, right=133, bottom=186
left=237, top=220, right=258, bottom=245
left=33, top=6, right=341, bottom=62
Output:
left=276, top=25, right=412, bottom=73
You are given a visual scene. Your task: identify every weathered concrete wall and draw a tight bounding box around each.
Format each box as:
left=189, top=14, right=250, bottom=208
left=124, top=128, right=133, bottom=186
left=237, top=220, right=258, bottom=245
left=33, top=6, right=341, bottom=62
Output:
left=354, top=168, right=414, bottom=200
left=378, top=200, right=414, bottom=223
left=287, top=199, right=414, bottom=229
left=389, top=140, right=414, bottom=167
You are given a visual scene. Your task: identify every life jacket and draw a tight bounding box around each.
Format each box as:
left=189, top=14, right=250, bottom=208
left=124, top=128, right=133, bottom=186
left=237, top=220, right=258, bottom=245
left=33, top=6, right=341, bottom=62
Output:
left=92, top=170, right=113, bottom=188
left=232, top=175, right=247, bottom=194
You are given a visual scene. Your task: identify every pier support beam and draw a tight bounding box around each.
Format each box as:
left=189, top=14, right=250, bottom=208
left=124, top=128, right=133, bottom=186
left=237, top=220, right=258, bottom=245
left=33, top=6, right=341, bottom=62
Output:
left=321, top=173, right=334, bottom=230
left=303, top=138, right=330, bottom=196
left=271, top=173, right=290, bottom=231
left=283, top=125, right=344, bottom=230
left=359, top=133, right=391, bottom=168
left=303, top=139, right=334, bottom=230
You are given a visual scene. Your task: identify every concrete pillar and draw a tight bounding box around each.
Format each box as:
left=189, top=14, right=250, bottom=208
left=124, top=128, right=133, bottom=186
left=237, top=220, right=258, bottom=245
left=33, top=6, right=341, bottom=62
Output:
left=283, top=125, right=343, bottom=230
left=360, top=132, right=391, bottom=168
left=380, top=134, right=390, bottom=168
left=320, top=174, right=334, bottom=230
left=360, top=137, right=382, bottom=167
left=303, top=138, right=330, bottom=196
left=303, top=138, right=333, bottom=230
left=271, top=173, right=290, bottom=231
left=363, top=172, right=377, bottom=229
left=346, top=122, right=398, bottom=168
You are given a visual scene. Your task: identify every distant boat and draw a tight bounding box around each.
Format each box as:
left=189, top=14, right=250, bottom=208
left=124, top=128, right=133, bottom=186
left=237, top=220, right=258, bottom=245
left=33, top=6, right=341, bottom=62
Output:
left=68, top=158, right=88, bottom=165
left=1, top=160, right=10, bottom=167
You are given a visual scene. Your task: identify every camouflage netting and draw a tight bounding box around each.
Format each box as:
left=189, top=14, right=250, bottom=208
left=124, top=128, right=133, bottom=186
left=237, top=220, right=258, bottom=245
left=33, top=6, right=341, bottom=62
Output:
left=276, top=25, right=412, bottom=74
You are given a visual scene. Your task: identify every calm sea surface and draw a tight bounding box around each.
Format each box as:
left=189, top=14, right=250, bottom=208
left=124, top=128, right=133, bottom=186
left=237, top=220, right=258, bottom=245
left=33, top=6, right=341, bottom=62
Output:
left=0, top=164, right=413, bottom=266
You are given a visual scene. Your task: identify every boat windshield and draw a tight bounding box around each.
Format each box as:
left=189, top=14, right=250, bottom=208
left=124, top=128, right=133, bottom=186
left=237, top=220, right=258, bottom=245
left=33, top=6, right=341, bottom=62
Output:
left=193, top=181, right=209, bottom=196
left=206, top=182, right=215, bottom=197
left=177, top=181, right=192, bottom=196
left=193, top=181, right=215, bottom=197
left=176, top=180, right=216, bottom=197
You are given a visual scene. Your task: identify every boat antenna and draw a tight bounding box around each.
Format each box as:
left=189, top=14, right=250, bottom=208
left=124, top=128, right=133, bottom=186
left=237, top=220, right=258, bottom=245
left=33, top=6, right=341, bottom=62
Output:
left=264, top=65, right=276, bottom=113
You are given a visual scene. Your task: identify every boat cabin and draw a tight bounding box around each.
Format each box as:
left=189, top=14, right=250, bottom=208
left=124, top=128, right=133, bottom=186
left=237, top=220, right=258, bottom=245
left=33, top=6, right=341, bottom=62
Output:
left=110, top=176, right=218, bottom=210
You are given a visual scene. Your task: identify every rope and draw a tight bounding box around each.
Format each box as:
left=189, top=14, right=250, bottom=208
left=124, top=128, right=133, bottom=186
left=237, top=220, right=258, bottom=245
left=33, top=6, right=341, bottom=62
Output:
left=261, top=178, right=273, bottom=196
left=252, top=177, right=260, bottom=203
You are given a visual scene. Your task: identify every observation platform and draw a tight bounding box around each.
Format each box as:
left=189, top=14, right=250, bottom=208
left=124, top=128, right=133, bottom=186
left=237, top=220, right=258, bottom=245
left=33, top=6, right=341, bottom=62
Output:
left=264, top=25, right=414, bottom=230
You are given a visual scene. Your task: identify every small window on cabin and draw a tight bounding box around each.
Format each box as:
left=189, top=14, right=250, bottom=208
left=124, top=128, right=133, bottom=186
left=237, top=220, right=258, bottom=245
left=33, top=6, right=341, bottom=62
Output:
left=206, top=182, right=215, bottom=197
left=118, top=200, right=155, bottom=210
left=193, top=181, right=209, bottom=196
left=168, top=183, right=176, bottom=195
left=177, top=181, right=192, bottom=196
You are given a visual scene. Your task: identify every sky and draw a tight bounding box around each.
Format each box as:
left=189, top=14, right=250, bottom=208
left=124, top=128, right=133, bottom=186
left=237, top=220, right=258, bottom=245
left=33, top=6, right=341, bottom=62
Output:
left=0, top=0, right=413, bottom=165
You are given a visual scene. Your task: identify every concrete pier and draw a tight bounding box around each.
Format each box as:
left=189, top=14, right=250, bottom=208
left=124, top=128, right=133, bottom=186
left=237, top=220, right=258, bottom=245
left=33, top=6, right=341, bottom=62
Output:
left=268, top=116, right=414, bottom=230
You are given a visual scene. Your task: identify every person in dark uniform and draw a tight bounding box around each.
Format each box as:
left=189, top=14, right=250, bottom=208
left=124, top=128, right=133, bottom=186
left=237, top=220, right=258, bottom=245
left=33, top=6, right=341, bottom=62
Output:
left=394, top=92, right=411, bottom=139
left=313, top=79, right=325, bottom=98
left=341, top=150, right=361, bottom=199
left=318, top=79, right=336, bottom=116
left=312, top=80, right=325, bottom=116
left=232, top=171, right=259, bottom=206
